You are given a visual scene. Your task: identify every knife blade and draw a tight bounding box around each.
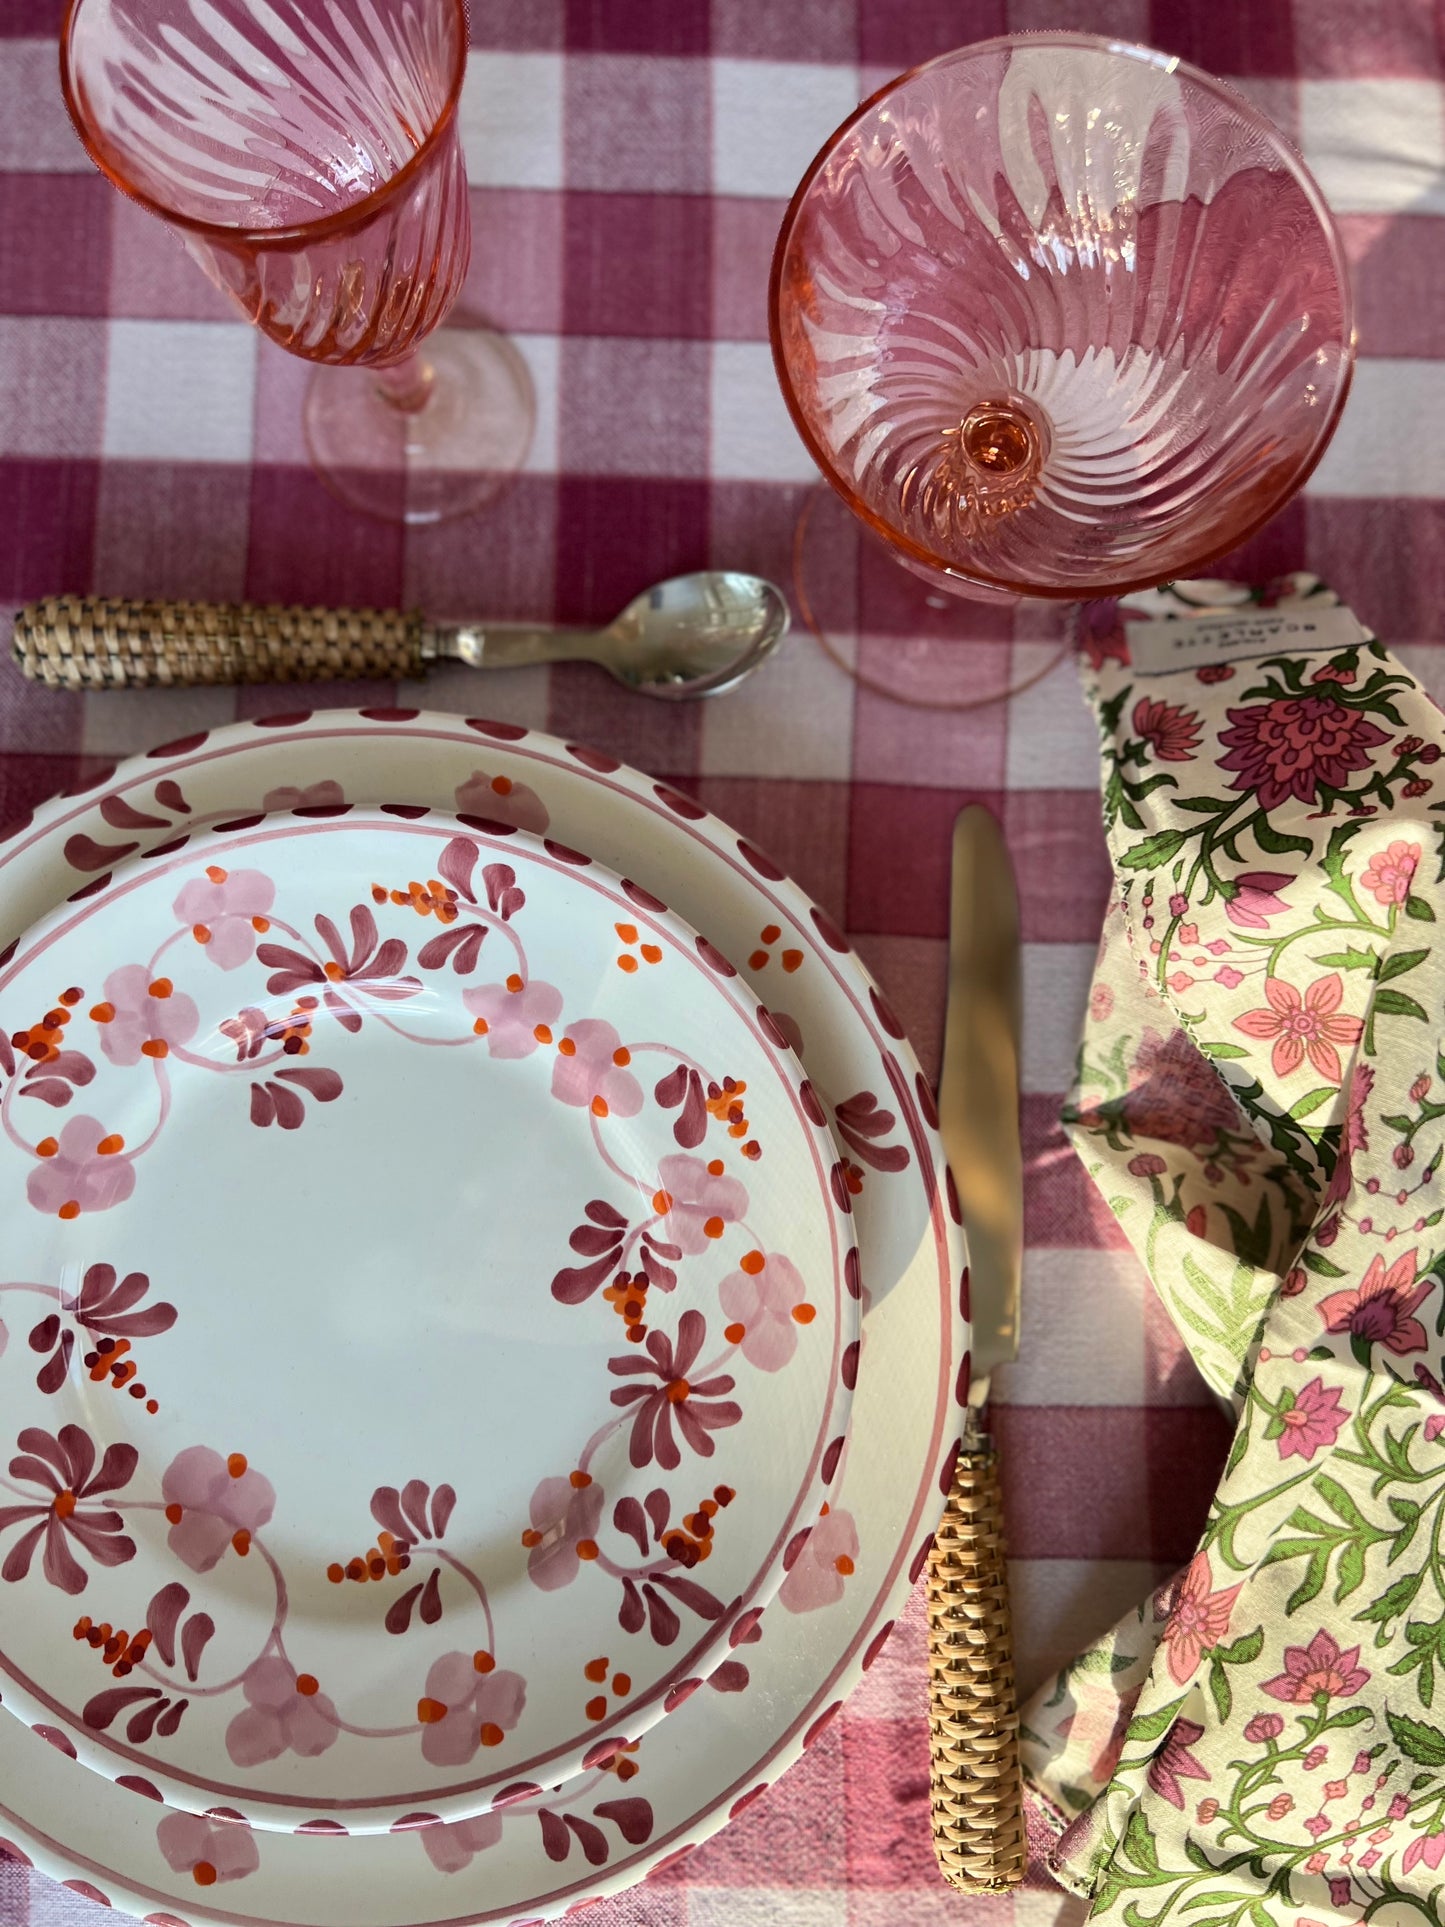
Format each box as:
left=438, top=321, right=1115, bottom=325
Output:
left=927, top=805, right=1026, bottom=1893
left=939, top=804, right=1023, bottom=1404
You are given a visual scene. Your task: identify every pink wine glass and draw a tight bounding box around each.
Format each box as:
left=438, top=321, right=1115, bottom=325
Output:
left=770, top=33, right=1354, bottom=609
left=62, top=0, right=534, bottom=524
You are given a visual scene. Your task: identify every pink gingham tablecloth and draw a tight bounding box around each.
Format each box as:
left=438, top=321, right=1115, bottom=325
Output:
left=2, top=0, right=1443, bottom=1919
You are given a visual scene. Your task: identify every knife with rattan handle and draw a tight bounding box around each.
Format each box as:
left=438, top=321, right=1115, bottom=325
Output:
left=927, top=806, right=1026, bottom=1891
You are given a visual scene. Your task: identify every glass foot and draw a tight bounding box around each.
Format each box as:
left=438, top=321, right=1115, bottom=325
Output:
left=303, top=325, right=536, bottom=526
left=791, top=487, right=1075, bottom=711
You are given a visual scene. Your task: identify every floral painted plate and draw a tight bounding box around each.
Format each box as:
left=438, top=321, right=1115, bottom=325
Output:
left=0, top=810, right=856, bottom=1835
left=0, top=713, right=966, bottom=1924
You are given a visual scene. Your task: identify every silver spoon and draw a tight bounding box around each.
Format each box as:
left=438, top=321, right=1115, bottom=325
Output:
left=11, top=572, right=790, bottom=700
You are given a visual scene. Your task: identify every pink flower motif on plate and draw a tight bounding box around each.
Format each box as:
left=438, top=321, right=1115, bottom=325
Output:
left=225, top=1658, right=339, bottom=1767
left=172, top=866, right=276, bottom=971
left=608, top=1308, right=741, bottom=1471
left=94, top=964, right=200, bottom=1067
left=551, top=1019, right=642, bottom=1119
left=1274, top=1378, right=1349, bottom=1461
left=652, top=1153, right=748, bottom=1256
left=1224, top=871, right=1292, bottom=929
left=0, top=1423, right=137, bottom=1595
left=524, top=1475, right=605, bottom=1592
left=1318, top=1248, right=1430, bottom=1358
left=418, top=1811, right=503, bottom=1873
left=455, top=770, right=549, bottom=835
left=26, top=1114, right=136, bottom=1220
left=156, top=1810, right=259, bottom=1886
left=1359, top=838, right=1420, bottom=907
left=1218, top=696, right=1388, bottom=811
left=1260, top=1627, right=1370, bottom=1703
left=417, top=1650, right=527, bottom=1768
left=1232, top=973, right=1363, bottom=1083
left=778, top=1506, right=858, bottom=1613
left=1160, top=1551, right=1241, bottom=1685
left=162, top=1445, right=276, bottom=1573
left=462, top=977, right=563, bottom=1059
left=719, top=1252, right=811, bottom=1371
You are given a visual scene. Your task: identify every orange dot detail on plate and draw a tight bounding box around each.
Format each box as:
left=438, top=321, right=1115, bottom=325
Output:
left=612, top=1672, right=632, bottom=1696
left=740, top=1250, right=766, bottom=1275
left=227, top=1453, right=248, bottom=1477
left=558, top=1036, right=576, bottom=1055
left=652, top=1190, right=673, bottom=1215
left=36, top=1137, right=58, bottom=1158
left=140, top=1039, right=169, bottom=1059
left=665, top=1378, right=690, bottom=1404
left=205, top=865, right=227, bottom=884
left=58, top=1201, right=80, bottom=1221
left=473, top=1017, right=489, bottom=1035
left=192, top=924, right=211, bottom=944
left=614, top=923, right=638, bottom=945
left=533, top=1024, right=553, bottom=1044
left=585, top=1696, right=607, bottom=1722
left=327, top=1563, right=344, bottom=1584
left=760, top=924, right=781, bottom=944
left=490, top=776, right=513, bottom=796
left=295, top=1674, right=319, bottom=1696
left=591, top=1096, right=609, bottom=1118
left=193, top=1863, right=218, bottom=1888
left=417, top=1698, right=448, bottom=1724
left=583, top=1657, right=608, bottom=1683
left=96, top=1135, right=124, bottom=1157
left=479, top=1722, right=504, bottom=1747
left=569, top=1470, right=592, bottom=1489
left=792, top=1303, right=816, bottom=1325
left=707, top=1158, right=724, bottom=1176
left=703, top=1216, right=725, bottom=1239
left=835, top=1556, right=854, bottom=1576
left=473, top=1650, right=495, bottom=1673
left=231, top=1530, right=251, bottom=1556
left=640, top=945, right=662, bottom=964
left=89, top=1003, right=114, bottom=1024
left=60, top=988, right=83, bottom=1007
left=748, top=950, right=768, bottom=970
left=576, top=1539, right=599, bottom=1560
left=323, top=961, right=344, bottom=982
left=521, top=1528, right=542, bottom=1548
left=612, top=1048, right=630, bottom=1067
left=617, top=955, right=638, bottom=973
left=506, top=973, right=524, bottom=993
left=724, top=1322, right=746, bottom=1344
left=52, top=1490, right=76, bottom=1520
left=147, top=978, right=173, bottom=1000
left=165, top=1503, right=183, bottom=1525
left=252, top=916, right=270, bottom=933
left=782, top=950, right=804, bottom=973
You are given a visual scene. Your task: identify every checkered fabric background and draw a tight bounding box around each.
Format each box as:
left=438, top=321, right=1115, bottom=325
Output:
left=4, top=0, right=1445, bottom=1920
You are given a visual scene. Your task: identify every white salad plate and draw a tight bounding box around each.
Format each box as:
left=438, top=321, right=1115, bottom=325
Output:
left=0, top=810, right=856, bottom=1834
left=0, top=711, right=968, bottom=1924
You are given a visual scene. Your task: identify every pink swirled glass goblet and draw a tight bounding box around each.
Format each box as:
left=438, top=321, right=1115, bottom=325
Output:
left=771, top=33, right=1354, bottom=632
left=62, top=0, right=533, bottom=524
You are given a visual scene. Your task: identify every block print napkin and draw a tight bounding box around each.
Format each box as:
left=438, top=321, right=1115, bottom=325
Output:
left=1020, top=579, right=1445, bottom=1924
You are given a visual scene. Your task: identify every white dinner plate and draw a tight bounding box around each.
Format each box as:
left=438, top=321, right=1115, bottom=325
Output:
left=0, top=810, right=855, bottom=1833
left=0, top=711, right=967, bottom=1922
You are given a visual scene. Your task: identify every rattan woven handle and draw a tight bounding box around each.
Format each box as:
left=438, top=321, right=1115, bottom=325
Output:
left=12, top=595, right=427, bottom=689
left=927, top=1440, right=1026, bottom=1892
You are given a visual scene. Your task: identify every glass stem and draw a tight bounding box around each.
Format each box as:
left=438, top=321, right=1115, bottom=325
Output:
left=374, top=353, right=436, bottom=416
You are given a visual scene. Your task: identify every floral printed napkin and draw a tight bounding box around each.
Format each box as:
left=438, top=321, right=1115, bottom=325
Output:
left=1019, top=579, right=1445, bottom=1923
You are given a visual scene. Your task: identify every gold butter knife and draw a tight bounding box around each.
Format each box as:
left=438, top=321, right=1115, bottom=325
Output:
left=927, top=805, right=1026, bottom=1891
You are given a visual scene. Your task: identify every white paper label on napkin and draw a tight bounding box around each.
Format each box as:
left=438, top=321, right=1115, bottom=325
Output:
left=1128, top=605, right=1371, bottom=676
